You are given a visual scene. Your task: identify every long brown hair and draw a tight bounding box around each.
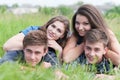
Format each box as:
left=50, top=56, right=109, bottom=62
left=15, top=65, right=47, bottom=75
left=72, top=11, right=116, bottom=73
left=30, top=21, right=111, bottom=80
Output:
left=39, top=16, right=70, bottom=48
left=72, top=4, right=109, bottom=41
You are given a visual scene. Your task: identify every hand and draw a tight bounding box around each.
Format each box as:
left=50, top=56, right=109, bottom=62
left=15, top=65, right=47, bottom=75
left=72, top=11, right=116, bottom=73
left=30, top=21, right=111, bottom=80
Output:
left=54, top=69, right=69, bottom=80
left=48, top=40, right=62, bottom=54
left=94, top=74, right=115, bottom=80
left=41, top=62, right=52, bottom=68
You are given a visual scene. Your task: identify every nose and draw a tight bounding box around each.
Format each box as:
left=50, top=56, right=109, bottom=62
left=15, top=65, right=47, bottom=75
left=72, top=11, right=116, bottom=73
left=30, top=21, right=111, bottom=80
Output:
left=52, top=29, right=56, bottom=33
left=89, top=50, right=95, bottom=57
left=31, top=53, right=35, bottom=60
left=78, top=24, right=84, bottom=30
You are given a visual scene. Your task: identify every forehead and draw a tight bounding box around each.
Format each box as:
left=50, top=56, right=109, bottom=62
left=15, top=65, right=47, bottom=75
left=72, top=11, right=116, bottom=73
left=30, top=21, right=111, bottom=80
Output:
left=24, top=45, right=45, bottom=51
left=85, top=41, right=104, bottom=48
left=76, top=14, right=89, bottom=22
left=53, top=21, right=65, bottom=29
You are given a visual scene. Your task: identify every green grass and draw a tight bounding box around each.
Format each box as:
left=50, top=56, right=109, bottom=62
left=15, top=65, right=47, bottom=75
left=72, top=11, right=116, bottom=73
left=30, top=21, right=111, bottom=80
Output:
left=106, top=18, right=120, bottom=42
left=0, top=62, right=55, bottom=80
left=0, top=13, right=120, bottom=80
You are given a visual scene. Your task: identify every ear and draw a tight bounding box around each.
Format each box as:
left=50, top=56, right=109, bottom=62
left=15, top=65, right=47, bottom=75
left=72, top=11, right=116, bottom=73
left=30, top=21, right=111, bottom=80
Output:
left=103, top=47, right=108, bottom=55
left=84, top=42, right=86, bottom=51
left=43, top=48, right=48, bottom=56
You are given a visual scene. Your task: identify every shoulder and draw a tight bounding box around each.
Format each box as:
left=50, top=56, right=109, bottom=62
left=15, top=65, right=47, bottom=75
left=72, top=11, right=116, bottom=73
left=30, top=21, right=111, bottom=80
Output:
left=68, top=33, right=77, bottom=42
left=107, top=29, right=118, bottom=42
left=65, top=33, right=78, bottom=47
left=108, top=29, right=115, bottom=36
left=21, top=26, right=40, bottom=35
left=24, top=26, right=40, bottom=31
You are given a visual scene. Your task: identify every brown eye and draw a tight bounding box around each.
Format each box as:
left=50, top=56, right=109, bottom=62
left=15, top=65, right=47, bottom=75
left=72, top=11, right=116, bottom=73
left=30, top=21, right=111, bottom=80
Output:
left=25, top=49, right=32, bottom=54
left=35, top=51, right=41, bottom=55
left=51, top=24, right=56, bottom=28
left=95, top=48, right=100, bottom=52
left=75, top=21, right=80, bottom=25
left=57, top=29, right=62, bottom=33
left=86, top=46, right=91, bottom=51
left=83, top=22, right=89, bottom=26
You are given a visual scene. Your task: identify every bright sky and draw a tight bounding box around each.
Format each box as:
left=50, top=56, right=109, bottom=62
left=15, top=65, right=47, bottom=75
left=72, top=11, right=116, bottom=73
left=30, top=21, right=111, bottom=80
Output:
left=0, top=0, right=120, bottom=7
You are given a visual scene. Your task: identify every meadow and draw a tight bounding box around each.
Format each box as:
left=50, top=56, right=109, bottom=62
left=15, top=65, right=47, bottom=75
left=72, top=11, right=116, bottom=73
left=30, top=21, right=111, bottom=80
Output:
left=0, top=12, right=120, bottom=80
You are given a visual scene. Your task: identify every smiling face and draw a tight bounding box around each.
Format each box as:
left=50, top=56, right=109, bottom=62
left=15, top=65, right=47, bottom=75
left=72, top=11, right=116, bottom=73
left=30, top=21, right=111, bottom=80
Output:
left=24, top=45, right=47, bottom=66
left=75, top=14, right=91, bottom=36
left=46, top=21, right=65, bottom=40
left=84, top=41, right=107, bottom=64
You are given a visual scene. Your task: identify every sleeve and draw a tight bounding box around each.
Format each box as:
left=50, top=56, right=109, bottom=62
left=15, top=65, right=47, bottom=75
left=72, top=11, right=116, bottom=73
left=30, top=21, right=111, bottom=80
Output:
left=20, top=26, right=39, bottom=35
left=0, top=50, right=23, bottom=65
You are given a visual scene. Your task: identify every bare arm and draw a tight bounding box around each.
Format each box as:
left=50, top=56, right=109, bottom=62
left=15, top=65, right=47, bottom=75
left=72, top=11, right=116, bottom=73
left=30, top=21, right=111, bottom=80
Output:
left=48, top=40, right=63, bottom=57
left=3, top=33, right=25, bottom=51
left=94, top=74, right=115, bottom=80
left=63, top=34, right=84, bottom=63
left=105, top=29, right=120, bottom=66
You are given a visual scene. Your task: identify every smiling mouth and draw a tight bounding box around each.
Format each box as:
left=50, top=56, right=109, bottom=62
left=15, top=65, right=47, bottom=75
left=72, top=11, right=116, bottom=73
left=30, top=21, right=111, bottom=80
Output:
left=48, top=32, right=55, bottom=38
left=79, top=31, right=85, bottom=35
left=49, top=33, right=53, bottom=37
left=31, top=61, right=37, bottom=64
left=88, top=57, right=94, bottom=61
left=80, top=29, right=85, bottom=32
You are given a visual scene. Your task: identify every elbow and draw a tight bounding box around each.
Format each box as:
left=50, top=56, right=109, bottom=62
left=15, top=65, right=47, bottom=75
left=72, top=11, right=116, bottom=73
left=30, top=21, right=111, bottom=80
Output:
left=62, top=51, right=70, bottom=63
left=115, top=58, right=120, bottom=66
left=3, top=44, right=8, bottom=51
left=3, top=43, right=12, bottom=51
left=62, top=53, right=74, bottom=63
left=62, top=50, right=76, bottom=63
left=63, top=56, right=70, bottom=63
left=116, top=54, right=120, bottom=66
left=113, top=55, right=120, bottom=66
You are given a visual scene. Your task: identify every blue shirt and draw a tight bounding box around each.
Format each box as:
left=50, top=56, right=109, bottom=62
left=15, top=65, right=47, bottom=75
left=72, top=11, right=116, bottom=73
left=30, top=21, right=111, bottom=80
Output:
left=21, top=26, right=39, bottom=35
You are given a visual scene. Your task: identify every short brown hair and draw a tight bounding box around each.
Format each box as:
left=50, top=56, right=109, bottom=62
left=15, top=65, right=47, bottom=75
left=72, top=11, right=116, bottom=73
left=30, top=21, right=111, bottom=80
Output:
left=84, top=29, right=109, bottom=47
left=23, top=30, right=48, bottom=50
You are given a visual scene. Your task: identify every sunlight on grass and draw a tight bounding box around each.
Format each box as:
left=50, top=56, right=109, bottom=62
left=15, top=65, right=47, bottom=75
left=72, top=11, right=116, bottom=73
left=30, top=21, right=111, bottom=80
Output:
left=0, top=13, right=120, bottom=80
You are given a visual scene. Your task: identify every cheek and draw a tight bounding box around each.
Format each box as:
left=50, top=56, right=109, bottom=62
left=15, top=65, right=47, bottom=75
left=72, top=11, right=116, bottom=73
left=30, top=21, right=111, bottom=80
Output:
left=24, top=53, right=30, bottom=58
left=56, top=32, right=63, bottom=38
left=85, top=26, right=91, bottom=31
left=37, top=54, right=43, bottom=60
left=24, top=54, right=30, bottom=62
left=84, top=48, right=89, bottom=54
left=47, top=27, right=52, bottom=32
left=75, top=25, right=79, bottom=30
left=96, top=53, right=104, bottom=59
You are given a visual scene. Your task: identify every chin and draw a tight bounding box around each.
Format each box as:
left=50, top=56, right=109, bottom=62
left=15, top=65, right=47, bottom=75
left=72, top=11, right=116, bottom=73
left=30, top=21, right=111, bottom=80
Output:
left=31, top=63, right=37, bottom=67
left=79, top=33, right=85, bottom=37
left=88, top=59, right=97, bottom=64
left=48, top=36, right=52, bottom=40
